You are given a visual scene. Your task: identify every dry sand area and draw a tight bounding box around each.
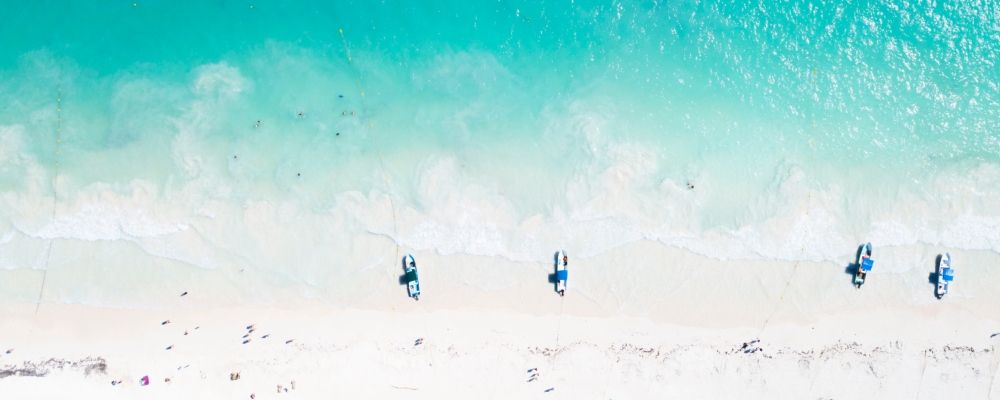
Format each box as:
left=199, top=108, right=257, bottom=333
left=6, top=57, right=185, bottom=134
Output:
left=1, top=241, right=999, bottom=399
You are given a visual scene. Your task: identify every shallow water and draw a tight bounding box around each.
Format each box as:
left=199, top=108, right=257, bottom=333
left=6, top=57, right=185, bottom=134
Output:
left=0, top=1, right=997, bottom=304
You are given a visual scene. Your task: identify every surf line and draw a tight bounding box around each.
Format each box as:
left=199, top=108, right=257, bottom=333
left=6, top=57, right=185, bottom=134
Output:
left=35, top=88, right=64, bottom=315
left=337, top=27, right=402, bottom=265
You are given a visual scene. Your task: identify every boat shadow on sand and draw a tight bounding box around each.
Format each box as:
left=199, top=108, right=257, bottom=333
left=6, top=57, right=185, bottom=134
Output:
left=842, top=244, right=866, bottom=286
left=398, top=257, right=410, bottom=287
left=547, top=252, right=561, bottom=295
left=927, top=254, right=942, bottom=295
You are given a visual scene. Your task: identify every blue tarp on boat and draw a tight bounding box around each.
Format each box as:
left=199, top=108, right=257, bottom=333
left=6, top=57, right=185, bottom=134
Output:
left=861, top=258, right=874, bottom=271
left=556, top=270, right=568, bottom=281
left=942, top=268, right=954, bottom=281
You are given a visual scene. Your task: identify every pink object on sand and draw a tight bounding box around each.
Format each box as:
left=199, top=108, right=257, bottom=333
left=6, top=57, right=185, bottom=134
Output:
left=141, top=375, right=150, bottom=386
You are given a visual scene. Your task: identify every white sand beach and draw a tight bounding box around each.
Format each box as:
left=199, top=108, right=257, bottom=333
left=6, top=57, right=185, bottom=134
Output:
left=2, top=2, right=998, bottom=398
left=2, top=241, right=999, bottom=399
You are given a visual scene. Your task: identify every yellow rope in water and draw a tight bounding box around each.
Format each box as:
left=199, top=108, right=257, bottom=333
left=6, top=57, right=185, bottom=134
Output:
left=338, top=26, right=436, bottom=392
left=337, top=27, right=400, bottom=270
left=35, top=89, right=64, bottom=315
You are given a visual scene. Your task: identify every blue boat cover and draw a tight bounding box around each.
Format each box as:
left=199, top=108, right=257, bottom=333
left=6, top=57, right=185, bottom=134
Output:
left=861, top=258, right=874, bottom=271
left=943, top=268, right=954, bottom=281
left=556, top=270, right=568, bottom=281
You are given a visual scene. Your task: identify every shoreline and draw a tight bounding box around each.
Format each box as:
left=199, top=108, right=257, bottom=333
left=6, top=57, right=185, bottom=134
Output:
left=5, top=239, right=999, bottom=322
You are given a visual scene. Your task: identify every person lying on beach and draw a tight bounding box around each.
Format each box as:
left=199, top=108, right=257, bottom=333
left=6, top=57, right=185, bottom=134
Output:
left=527, top=368, right=540, bottom=382
left=740, top=339, right=761, bottom=353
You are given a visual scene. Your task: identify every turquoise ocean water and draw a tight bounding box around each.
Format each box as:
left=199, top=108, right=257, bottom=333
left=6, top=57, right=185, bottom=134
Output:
left=0, top=1, right=997, bottom=304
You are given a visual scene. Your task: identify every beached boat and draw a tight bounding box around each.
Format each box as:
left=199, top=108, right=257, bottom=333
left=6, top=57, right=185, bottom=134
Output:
left=936, top=253, right=954, bottom=299
left=404, top=254, right=421, bottom=300
left=555, top=250, right=568, bottom=296
left=854, top=243, right=873, bottom=288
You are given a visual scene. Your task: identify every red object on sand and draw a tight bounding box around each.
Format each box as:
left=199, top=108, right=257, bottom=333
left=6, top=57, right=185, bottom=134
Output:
left=141, top=375, right=150, bottom=386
